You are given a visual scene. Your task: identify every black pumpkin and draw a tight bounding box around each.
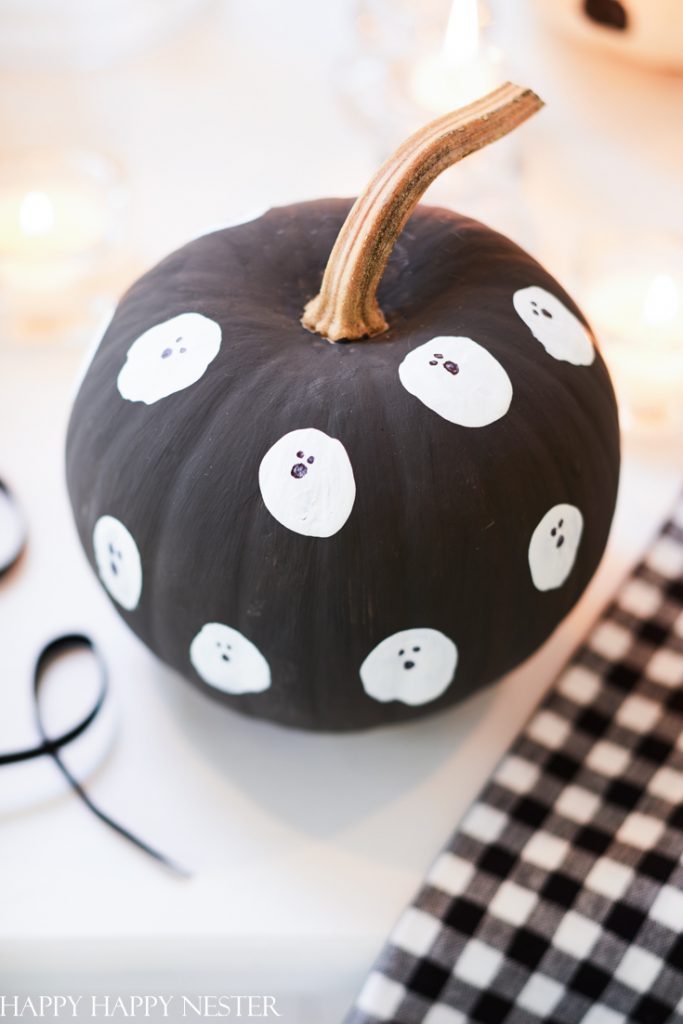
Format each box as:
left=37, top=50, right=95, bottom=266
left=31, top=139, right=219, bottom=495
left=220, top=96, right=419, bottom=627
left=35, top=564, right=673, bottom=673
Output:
left=65, top=85, right=620, bottom=731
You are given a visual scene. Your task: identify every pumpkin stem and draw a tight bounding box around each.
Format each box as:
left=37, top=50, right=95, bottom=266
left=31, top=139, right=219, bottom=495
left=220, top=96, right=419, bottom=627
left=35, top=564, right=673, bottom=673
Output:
left=301, top=82, right=544, bottom=343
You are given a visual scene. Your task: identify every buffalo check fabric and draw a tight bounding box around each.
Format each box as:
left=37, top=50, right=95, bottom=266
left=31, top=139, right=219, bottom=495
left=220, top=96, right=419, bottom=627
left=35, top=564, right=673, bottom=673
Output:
left=346, top=498, right=683, bottom=1024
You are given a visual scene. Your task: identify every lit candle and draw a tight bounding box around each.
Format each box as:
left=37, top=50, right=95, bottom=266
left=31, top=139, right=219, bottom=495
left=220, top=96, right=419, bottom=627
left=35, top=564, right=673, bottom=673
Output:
left=410, top=0, right=502, bottom=114
left=0, top=150, right=127, bottom=345
left=584, top=255, right=683, bottom=433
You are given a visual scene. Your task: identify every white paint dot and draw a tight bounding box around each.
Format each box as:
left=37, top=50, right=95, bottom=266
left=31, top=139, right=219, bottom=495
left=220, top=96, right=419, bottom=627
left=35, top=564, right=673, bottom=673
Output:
left=513, top=286, right=595, bottom=365
left=528, top=503, right=583, bottom=591
left=398, top=336, right=512, bottom=427
left=189, top=622, right=271, bottom=695
left=93, top=515, right=142, bottom=610
left=258, top=427, right=356, bottom=538
left=117, top=312, right=221, bottom=405
left=360, top=627, right=457, bottom=706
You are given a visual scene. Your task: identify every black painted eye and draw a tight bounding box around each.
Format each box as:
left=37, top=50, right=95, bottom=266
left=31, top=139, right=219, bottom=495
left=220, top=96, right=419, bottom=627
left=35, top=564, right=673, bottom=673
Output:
left=551, top=527, right=557, bottom=537
left=307, top=456, right=315, bottom=464
left=531, top=301, right=538, bottom=307
left=434, top=353, right=443, bottom=359
left=296, top=451, right=304, bottom=458
left=412, top=646, right=420, bottom=652
left=108, top=542, right=115, bottom=554
left=559, top=519, right=564, bottom=527
left=398, top=649, right=405, bottom=656
left=584, top=0, right=628, bottom=30
left=429, top=360, right=438, bottom=366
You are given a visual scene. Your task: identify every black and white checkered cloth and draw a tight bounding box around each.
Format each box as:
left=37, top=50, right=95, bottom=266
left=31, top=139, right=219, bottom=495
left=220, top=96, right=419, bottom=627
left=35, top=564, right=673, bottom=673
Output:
left=346, top=497, right=683, bottom=1024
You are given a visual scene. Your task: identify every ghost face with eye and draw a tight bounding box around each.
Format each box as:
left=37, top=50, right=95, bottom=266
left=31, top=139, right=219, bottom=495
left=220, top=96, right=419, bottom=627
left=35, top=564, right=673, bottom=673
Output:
left=117, top=312, right=222, bottom=404
left=189, top=622, right=271, bottom=694
left=258, top=427, right=356, bottom=537
left=513, top=287, right=595, bottom=366
left=399, top=336, right=512, bottom=427
left=360, top=628, right=458, bottom=705
left=93, top=515, right=143, bottom=610
left=528, top=503, right=584, bottom=591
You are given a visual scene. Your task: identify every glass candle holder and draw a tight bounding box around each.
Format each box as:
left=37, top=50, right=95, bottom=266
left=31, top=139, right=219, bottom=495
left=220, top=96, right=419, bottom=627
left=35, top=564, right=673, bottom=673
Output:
left=346, top=0, right=505, bottom=140
left=344, top=1, right=524, bottom=240
left=0, top=148, right=128, bottom=347
left=581, top=235, right=683, bottom=437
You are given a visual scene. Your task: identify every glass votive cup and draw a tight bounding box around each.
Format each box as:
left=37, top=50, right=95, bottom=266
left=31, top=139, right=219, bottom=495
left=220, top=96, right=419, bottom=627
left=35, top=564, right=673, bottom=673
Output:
left=0, top=148, right=128, bottom=347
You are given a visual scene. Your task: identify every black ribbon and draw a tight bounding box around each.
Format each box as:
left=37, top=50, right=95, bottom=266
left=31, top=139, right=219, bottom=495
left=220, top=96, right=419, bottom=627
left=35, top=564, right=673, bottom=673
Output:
left=0, top=634, right=107, bottom=767
left=0, top=481, right=189, bottom=878
left=0, top=478, right=27, bottom=578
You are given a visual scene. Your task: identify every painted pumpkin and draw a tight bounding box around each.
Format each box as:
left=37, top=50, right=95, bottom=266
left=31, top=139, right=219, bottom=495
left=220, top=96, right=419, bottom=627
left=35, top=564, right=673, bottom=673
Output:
left=65, top=85, right=620, bottom=732
left=534, top=0, right=683, bottom=72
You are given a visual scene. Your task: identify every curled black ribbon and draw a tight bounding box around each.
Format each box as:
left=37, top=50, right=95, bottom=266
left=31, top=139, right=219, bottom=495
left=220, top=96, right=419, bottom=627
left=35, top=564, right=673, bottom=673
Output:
left=0, top=636, right=190, bottom=877
left=0, top=634, right=107, bottom=767
left=0, top=480, right=189, bottom=878
left=0, top=478, right=27, bottom=578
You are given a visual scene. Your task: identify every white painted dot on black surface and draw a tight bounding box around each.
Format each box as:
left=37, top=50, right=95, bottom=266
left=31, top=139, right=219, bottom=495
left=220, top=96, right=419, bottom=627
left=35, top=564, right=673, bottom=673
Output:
left=398, top=336, right=512, bottom=427
left=528, top=503, right=583, bottom=591
left=189, top=622, right=271, bottom=694
left=513, top=286, right=595, bottom=366
left=117, top=312, right=221, bottom=405
left=360, top=628, right=458, bottom=706
left=258, top=427, right=356, bottom=538
left=93, top=515, right=142, bottom=610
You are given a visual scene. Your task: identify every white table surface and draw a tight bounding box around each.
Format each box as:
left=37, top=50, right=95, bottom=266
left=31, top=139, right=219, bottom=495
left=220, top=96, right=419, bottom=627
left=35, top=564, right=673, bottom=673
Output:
left=1, top=2, right=683, bottom=1020
left=1, top=350, right=681, bottom=1020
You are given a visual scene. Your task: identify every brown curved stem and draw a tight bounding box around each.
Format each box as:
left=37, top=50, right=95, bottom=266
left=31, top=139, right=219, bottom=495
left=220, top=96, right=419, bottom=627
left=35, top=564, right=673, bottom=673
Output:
left=302, top=82, right=543, bottom=343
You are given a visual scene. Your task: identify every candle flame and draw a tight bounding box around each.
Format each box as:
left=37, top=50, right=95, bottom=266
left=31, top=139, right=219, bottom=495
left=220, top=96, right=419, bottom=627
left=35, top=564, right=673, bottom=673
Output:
left=642, top=273, right=680, bottom=327
left=19, top=191, right=55, bottom=237
left=443, top=0, right=480, bottom=64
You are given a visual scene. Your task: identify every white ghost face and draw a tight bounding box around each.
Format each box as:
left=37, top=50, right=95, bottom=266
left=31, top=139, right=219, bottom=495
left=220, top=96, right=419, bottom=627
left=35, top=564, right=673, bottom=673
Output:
left=93, top=515, right=143, bottom=610
left=117, top=312, right=222, bottom=404
left=258, top=427, right=356, bottom=538
left=513, top=287, right=595, bottom=366
left=360, top=628, right=458, bottom=706
left=528, top=503, right=584, bottom=591
left=398, top=336, right=512, bottom=427
left=189, top=622, right=271, bottom=694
